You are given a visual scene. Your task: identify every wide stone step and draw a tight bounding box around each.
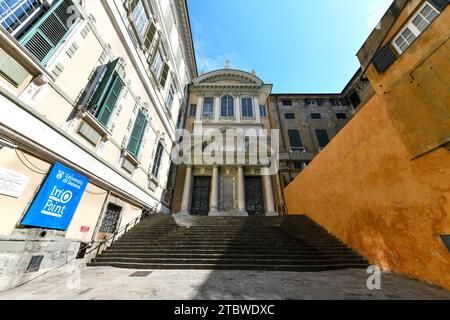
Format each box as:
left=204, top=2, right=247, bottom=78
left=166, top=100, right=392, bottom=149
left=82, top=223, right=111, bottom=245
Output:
left=99, top=253, right=365, bottom=260
left=87, top=262, right=369, bottom=271
left=124, top=233, right=333, bottom=239
left=105, top=248, right=358, bottom=255
left=93, top=257, right=368, bottom=265
left=109, top=245, right=351, bottom=251
left=113, top=240, right=347, bottom=246
left=102, top=251, right=360, bottom=260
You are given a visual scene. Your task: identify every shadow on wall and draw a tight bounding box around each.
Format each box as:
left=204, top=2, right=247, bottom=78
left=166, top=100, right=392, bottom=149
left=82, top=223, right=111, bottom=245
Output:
left=283, top=95, right=450, bottom=291
left=193, top=216, right=369, bottom=299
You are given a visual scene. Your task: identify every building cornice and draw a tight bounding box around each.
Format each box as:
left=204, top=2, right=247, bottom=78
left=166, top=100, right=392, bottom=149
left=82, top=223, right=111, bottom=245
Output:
left=175, top=0, right=198, bottom=79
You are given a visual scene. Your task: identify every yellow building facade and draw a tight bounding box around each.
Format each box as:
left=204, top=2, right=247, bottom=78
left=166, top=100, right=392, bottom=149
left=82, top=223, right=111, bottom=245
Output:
left=284, top=0, right=450, bottom=290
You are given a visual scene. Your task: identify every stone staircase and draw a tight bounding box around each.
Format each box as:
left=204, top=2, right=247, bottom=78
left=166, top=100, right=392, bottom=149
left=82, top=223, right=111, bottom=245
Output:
left=88, top=214, right=369, bottom=271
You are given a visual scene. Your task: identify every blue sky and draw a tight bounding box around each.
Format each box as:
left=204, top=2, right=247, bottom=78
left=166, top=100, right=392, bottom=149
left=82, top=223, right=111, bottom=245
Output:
left=187, top=0, right=393, bottom=93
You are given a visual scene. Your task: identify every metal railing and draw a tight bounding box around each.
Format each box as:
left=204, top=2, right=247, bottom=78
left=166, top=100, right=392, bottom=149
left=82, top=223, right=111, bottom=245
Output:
left=82, top=203, right=163, bottom=261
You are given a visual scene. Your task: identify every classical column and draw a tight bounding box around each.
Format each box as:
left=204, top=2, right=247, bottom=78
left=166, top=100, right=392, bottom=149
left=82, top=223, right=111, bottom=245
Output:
left=180, top=166, right=193, bottom=214
left=235, top=94, right=241, bottom=123
left=254, top=96, right=261, bottom=123
left=214, top=96, right=220, bottom=122
left=237, top=166, right=247, bottom=214
left=209, top=165, right=219, bottom=214
left=262, top=168, right=277, bottom=216
left=196, top=95, right=203, bottom=122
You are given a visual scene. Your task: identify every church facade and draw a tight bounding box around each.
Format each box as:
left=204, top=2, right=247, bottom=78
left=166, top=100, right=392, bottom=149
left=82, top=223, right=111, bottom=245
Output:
left=171, top=69, right=284, bottom=216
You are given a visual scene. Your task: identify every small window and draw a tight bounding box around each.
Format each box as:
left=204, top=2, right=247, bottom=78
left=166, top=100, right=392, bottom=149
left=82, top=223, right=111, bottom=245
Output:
left=288, top=129, right=303, bottom=151
left=394, top=27, right=417, bottom=53
left=14, top=1, right=80, bottom=65
left=392, top=2, right=440, bottom=54
left=306, top=99, right=318, bottom=106
left=259, top=105, right=267, bottom=117
left=151, top=49, right=164, bottom=78
left=311, top=113, right=322, bottom=119
left=336, top=113, right=348, bottom=120
left=241, top=98, right=253, bottom=117
left=127, top=110, right=148, bottom=158
left=285, top=113, right=295, bottom=119
left=0, top=0, right=43, bottom=36
left=151, top=142, right=164, bottom=178
left=282, top=99, right=292, bottom=106
left=294, top=162, right=307, bottom=170
left=221, top=95, right=234, bottom=117
left=86, top=59, right=125, bottom=128
left=166, top=81, right=176, bottom=110
left=188, top=104, right=197, bottom=117
left=330, top=99, right=342, bottom=107
left=315, top=129, right=330, bottom=148
left=203, top=97, right=214, bottom=118
left=132, top=1, right=149, bottom=37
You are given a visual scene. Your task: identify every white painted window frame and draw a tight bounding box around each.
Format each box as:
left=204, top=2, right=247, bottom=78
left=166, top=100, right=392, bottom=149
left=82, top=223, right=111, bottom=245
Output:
left=392, top=1, right=440, bottom=54
left=131, top=0, right=149, bottom=38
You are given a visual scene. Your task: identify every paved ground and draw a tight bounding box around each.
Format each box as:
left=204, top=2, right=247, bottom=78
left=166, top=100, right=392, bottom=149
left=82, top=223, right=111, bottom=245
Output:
left=0, top=266, right=449, bottom=300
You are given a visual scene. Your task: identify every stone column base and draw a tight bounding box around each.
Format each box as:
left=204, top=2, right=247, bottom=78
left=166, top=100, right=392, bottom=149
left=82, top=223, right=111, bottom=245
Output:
left=265, top=211, right=279, bottom=217
left=209, top=211, right=249, bottom=217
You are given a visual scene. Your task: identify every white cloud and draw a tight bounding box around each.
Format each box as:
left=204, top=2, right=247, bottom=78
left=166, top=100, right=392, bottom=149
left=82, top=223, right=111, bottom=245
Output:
left=192, top=18, right=248, bottom=73
left=366, top=0, right=393, bottom=31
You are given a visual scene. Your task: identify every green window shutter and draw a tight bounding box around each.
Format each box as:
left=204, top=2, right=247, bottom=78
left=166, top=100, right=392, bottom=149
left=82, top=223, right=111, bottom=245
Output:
left=97, top=75, right=125, bottom=127
left=87, top=58, right=120, bottom=114
left=151, top=143, right=164, bottom=178
left=19, top=0, right=78, bottom=65
left=129, top=0, right=140, bottom=12
left=288, top=130, right=303, bottom=148
left=160, top=63, right=169, bottom=87
left=143, top=22, right=156, bottom=51
left=127, top=111, right=148, bottom=157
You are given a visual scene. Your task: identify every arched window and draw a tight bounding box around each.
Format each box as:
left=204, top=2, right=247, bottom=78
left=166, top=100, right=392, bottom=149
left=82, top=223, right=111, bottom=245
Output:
left=221, top=95, right=234, bottom=117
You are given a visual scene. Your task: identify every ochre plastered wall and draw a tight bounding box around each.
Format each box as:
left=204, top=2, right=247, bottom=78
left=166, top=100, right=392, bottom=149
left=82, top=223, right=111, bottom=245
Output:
left=366, top=1, right=450, bottom=157
left=284, top=95, right=450, bottom=290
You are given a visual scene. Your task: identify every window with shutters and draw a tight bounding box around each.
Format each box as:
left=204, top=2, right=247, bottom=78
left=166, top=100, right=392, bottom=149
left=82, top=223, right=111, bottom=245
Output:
left=166, top=81, right=176, bottom=110
left=7, top=0, right=81, bottom=66
left=151, top=49, right=164, bottom=78
left=330, top=99, right=343, bottom=106
left=336, top=113, right=348, bottom=120
left=151, top=142, right=164, bottom=179
left=188, top=104, right=197, bottom=117
left=127, top=110, right=148, bottom=158
left=288, top=129, right=304, bottom=152
left=306, top=99, right=318, bottom=106
left=392, top=2, right=440, bottom=54
left=151, top=48, right=169, bottom=87
left=202, top=97, right=214, bottom=118
left=315, top=129, right=330, bottom=149
left=241, top=98, right=253, bottom=118
left=0, top=0, right=42, bottom=36
left=259, top=105, right=267, bottom=118
left=221, top=95, right=234, bottom=117
left=86, top=59, right=125, bottom=128
left=131, top=1, right=149, bottom=37
left=285, top=113, right=295, bottom=119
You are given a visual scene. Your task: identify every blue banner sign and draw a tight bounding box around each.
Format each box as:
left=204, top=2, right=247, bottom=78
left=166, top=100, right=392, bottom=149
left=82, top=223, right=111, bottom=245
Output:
left=21, top=162, right=89, bottom=231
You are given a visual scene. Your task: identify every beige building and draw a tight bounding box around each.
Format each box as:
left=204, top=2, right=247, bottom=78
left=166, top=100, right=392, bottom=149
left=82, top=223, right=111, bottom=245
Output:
left=0, top=0, right=196, bottom=289
left=171, top=69, right=284, bottom=217
left=269, top=69, right=374, bottom=191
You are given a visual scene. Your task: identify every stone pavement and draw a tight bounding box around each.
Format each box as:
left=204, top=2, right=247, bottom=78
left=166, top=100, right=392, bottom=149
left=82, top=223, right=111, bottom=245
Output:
left=0, top=266, right=449, bottom=300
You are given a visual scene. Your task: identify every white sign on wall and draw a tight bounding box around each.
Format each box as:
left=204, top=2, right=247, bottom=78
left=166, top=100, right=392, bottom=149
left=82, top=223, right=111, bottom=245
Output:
left=0, top=167, right=29, bottom=198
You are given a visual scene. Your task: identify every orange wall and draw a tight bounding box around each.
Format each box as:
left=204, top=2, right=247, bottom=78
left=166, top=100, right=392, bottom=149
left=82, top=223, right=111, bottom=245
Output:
left=284, top=95, right=450, bottom=290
